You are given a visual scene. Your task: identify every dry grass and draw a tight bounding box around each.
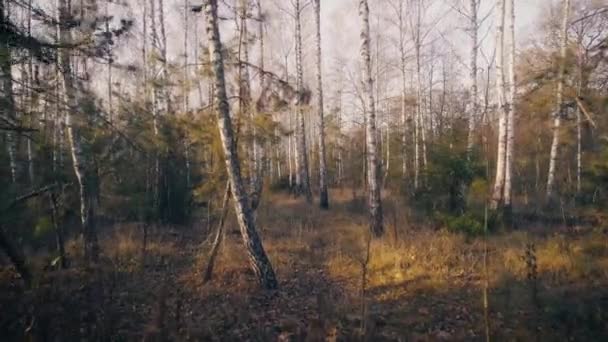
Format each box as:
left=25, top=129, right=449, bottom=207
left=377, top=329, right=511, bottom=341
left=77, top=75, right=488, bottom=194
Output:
left=2, top=189, right=608, bottom=340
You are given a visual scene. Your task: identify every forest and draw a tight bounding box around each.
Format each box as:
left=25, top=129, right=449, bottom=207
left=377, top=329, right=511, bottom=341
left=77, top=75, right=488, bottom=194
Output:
left=1, top=0, right=607, bottom=340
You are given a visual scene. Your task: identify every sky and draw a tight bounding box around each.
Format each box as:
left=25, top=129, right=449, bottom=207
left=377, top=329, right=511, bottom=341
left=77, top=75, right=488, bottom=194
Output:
left=24, top=0, right=551, bottom=116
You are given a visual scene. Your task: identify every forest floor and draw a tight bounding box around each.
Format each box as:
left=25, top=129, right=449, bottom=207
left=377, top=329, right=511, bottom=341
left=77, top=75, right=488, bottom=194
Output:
left=1, top=189, right=608, bottom=341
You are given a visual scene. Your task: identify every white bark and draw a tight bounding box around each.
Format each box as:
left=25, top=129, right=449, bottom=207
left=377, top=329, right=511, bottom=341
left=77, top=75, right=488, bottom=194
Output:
left=490, top=0, right=507, bottom=210
left=546, top=0, right=570, bottom=202
left=203, top=0, right=278, bottom=290
left=359, top=0, right=384, bottom=237
left=503, top=0, right=516, bottom=209
left=58, top=0, right=99, bottom=262
left=467, top=0, right=479, bottom=154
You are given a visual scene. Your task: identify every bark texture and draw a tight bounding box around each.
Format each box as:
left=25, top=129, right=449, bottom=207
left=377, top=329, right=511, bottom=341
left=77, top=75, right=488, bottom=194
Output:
left=490, top=0, right=507, bottom=210
left=58, top=0, right=99, bottom=262
left=359, top=0, right=384, bottom=237
left=203, top=0, right=278, bottom=290
left=546, top=0, right=570, bottom=203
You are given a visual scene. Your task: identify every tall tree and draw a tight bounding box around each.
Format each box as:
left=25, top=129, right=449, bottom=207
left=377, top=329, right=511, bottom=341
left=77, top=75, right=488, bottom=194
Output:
left=491, top=0, right=516, bottom=215
left=359, top=0, right=384, bottom=237
left=386, top=0, right=408, bottom=180
left=293, top=0, right=313, bottom=203
left=58, top=0, right=100, bottom=262
left=313, top=0, right=329, bottom=209
left=202, top=0, right=278, bottom=290
left=546, top=0, right=571, bottom=203
left=490, top=0, right=506, bottom=210
left=503, top=0, right=516, bottom=213
left=467, top=0, right=479, bottom=155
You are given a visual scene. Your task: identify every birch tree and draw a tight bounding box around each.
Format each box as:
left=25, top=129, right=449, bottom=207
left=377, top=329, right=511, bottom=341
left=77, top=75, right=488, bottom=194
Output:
left=386, top=0, right=409, bottom=179
left=294, top=0, right=313, bottom=203
left=359, top=0, right=384, bottom=237
left=202, top=0, right=278, bottom=290
left=490, top=0, right=516, bottom=214
left=58, top=0, right=100, bottom=262
left=313, top=0, right=329, bottom=209
left=490, top=0, right=507, bottom=210
left=503, top=0, right=516, bottom=212
left=467, top=0, right=479, bottom=155
left=546, top=0, right=571, bottom=203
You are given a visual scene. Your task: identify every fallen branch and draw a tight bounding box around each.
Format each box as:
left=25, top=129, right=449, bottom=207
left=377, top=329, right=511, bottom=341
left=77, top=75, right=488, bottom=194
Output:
left=4, top=182, right=71, bottom=211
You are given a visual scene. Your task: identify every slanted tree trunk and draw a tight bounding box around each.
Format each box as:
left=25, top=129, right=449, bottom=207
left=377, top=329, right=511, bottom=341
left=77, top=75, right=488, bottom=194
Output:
left=313, top=0, right=329, bottom=209
left=202, top=0, right=278, bottom=290
left=58, top=0, right=99, bottom=262
left=546, top=0, right=570, bottom=203
left=490, top=0, right=507, bottom=211
left=359, top=0, right=384, bottom=237
left=467, top=0, right=479, bottom=155
left=294, top=0, right=313, bottom=203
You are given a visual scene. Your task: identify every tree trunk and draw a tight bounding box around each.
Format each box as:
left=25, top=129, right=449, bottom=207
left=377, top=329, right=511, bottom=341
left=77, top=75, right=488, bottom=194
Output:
left=359, top=0, right=384, bottom=237
left=546, top=0, right=570, bottom=203
left=294, top=0, right=312, bottom=203
left=313, top=0, right=329, bottom=209
left=503, top=0, right=516, bottom=215
left=58, top=0, right=99, bottom=263
left=203, top=0, right=278, bottom=290
left=467, top=0, right=479, bottom=155
left=251, top=0, right=265, bottom=210
left=490, top=0, right=507, bottom=211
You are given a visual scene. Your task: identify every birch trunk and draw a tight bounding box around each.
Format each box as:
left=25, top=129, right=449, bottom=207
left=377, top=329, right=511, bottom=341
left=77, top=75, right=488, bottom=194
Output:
left=294, top=0, right=312, bottom=203
left=490, top=0, right=507, bottom=210
left=503, top=0, right=516, bottom=212
left=58, top=0, right=99, bottom=262
left=359, top=0, right=384, bottom=237
left=394, top=0, right=408, bottom=179
left=467, top=0, right=479, bottom=155
left=546, top=0, right=570, bottom=203
left=250, top=0, right=264, bottom=210
left=203, top=0, right=278, bottom=290
left=313, top=0, right=329, bottom=209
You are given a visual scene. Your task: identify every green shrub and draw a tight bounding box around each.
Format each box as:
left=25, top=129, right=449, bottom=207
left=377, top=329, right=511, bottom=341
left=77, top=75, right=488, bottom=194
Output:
left=440, top=213, right=484, bottom=236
